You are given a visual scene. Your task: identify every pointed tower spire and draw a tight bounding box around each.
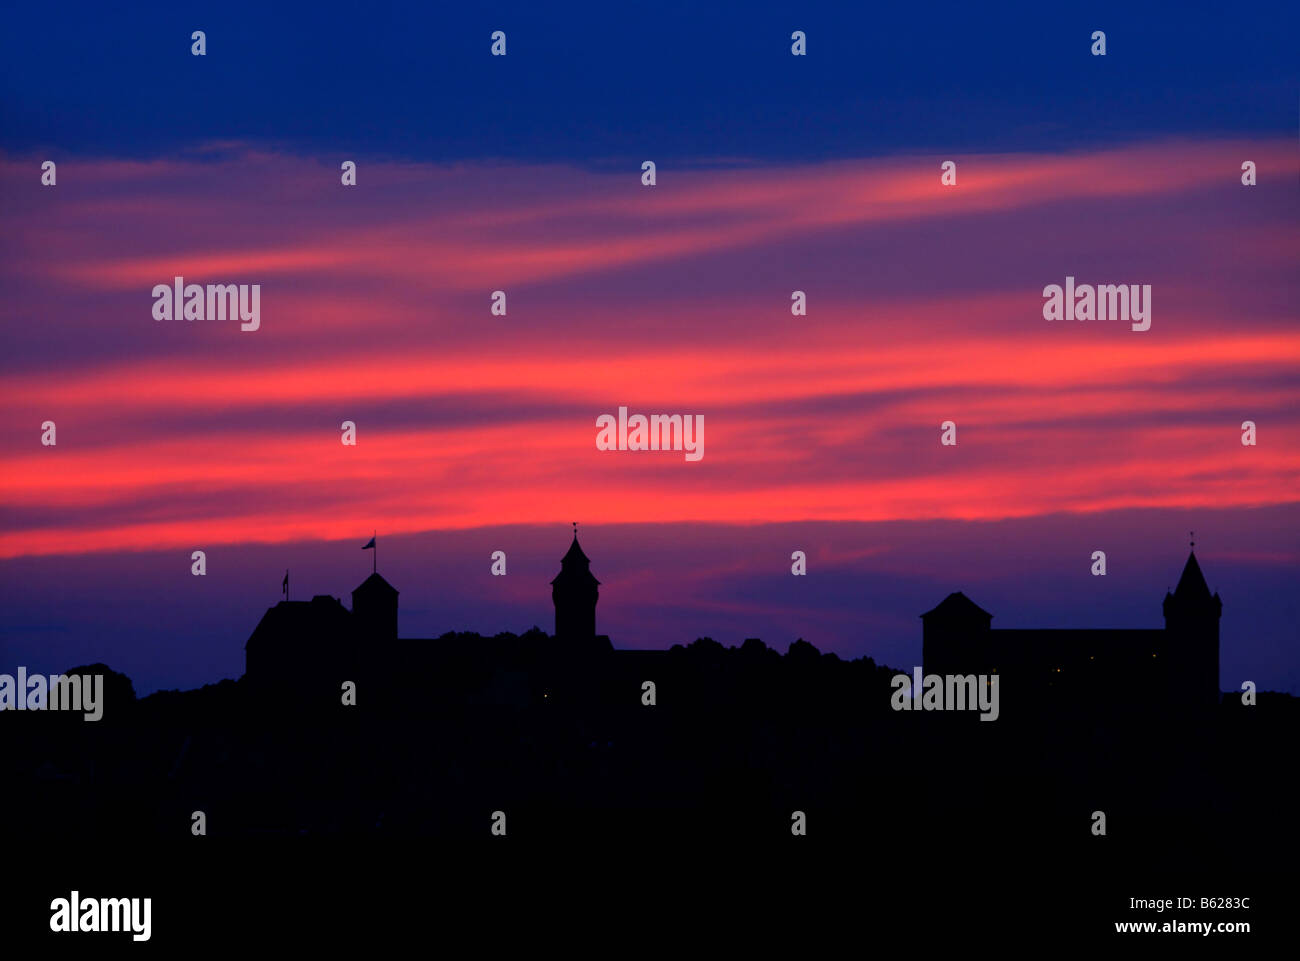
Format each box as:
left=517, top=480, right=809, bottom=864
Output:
left=1173, top=550, right=1212, bottom=601
left=1163, top=548, right=1221, bottom=709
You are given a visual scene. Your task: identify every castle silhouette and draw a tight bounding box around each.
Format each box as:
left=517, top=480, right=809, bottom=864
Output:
left=243, top=529, right=652, bottom=710
left=923, top=551, right=1222, bottom=715
left=244, top=529, right=1223, bottom=716
left=12, top=527, right=1291, bottom=876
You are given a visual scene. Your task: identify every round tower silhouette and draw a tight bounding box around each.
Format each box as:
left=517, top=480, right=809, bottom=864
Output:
left=551, top=523, right=599, bottom=641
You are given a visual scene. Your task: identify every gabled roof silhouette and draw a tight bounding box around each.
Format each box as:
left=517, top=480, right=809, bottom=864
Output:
left=921, top=592, right=992, bottom=622
left=353, top=572, right=398, bottom=597
left=244, top=595, right=350, bottom=651
left=1172, top=551, right=1212, bottom=600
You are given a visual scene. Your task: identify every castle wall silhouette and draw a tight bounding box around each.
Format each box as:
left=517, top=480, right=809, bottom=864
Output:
left=244, top=534, right=1221, bottom=714
left=243, top=531, right=631, bottom=709
left=246, top=531, right=600, bottom=673
left=922, top=551, right=1221, bottom=715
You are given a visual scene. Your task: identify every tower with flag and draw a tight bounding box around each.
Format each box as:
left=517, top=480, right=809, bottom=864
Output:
left=354, top=532, right=396, bottom=640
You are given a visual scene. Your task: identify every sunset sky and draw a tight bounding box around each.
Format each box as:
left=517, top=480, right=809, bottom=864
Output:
left=2, top=2, right=1297, bottom=695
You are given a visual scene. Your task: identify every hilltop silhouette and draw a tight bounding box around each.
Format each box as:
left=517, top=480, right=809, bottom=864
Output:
left=4, top=532, right=1296, bottom=876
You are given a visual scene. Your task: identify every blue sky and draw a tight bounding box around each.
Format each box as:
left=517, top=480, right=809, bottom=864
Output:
left=3, top=1, right=1297, bottom=164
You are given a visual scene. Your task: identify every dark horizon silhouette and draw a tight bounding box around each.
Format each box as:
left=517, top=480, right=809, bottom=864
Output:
left=5, top=530, right=1294, bottom=853
left=6, top=525, right=1294, bottom=951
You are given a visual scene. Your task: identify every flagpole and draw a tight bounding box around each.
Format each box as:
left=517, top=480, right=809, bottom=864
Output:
left=373, top=530, right=377, bottom=574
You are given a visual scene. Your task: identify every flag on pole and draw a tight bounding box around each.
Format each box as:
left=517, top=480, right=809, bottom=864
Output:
left=282, top=570, right=289, bottom=600
left=363, top=533, right=377, bottom=573
left=362, top=537, right=376, bottom=550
